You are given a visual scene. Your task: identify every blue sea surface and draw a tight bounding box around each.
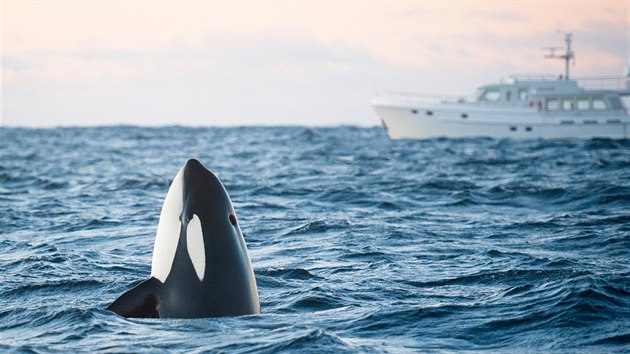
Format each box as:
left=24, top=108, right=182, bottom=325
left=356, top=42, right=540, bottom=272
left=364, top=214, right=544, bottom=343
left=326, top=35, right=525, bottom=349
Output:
left=1, top=126, right=629, bottom=352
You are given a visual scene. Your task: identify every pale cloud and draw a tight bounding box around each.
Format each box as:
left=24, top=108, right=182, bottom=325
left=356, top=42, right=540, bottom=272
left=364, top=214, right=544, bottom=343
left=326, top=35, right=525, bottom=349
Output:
left=3, top=32, right=380, bottom=126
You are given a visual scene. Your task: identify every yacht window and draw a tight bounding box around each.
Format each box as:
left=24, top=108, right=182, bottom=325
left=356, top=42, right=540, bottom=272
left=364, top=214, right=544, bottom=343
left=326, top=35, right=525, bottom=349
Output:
left=518, top=89, right=528, bottom=101
left=481, top=90, right=501, bottom=102
left=506, top=91, right=512, bottom=102
left=609, top=98, right=623, bottom=111
left=562, top=99, right=573, bottom=111
left=577, top=98, right=590, bottom=110
left=475, top=88, right=485, bottom=101
left=546, top=98, right=560, bottom=111
left=592, top=99, right=607, bottom=110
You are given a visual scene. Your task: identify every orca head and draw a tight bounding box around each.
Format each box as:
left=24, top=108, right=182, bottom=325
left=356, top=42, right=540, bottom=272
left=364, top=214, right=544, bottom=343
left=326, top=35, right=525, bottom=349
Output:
left=150, top=159, right=244, bottom=284
left=108, top=158, right=259, bottom=318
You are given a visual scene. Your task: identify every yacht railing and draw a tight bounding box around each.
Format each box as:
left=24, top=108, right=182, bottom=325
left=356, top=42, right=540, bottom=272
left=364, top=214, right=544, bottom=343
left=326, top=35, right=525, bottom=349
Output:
left=510, top=74, right=559, bottom=82
left=376, top=91, right=472, bottom=104
left=575, top=76, right=630, bottom=91
left=511, top=74, right=630, bottom=91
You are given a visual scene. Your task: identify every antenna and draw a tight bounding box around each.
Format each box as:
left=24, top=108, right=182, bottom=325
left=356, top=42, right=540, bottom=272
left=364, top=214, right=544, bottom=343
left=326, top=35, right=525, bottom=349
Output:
left=542, top=47, right=562, bottom=58
left=542, top=32, right=574, bottom=80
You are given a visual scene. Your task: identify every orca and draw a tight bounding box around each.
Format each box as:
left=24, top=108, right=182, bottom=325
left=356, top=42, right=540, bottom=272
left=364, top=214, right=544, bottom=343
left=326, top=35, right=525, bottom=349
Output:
left=108, top=159, right=260, bottom=318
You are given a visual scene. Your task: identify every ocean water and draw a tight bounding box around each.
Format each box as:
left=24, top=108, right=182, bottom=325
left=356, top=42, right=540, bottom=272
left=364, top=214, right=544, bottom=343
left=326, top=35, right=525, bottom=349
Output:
left=0, top=126, right=629, bottom=352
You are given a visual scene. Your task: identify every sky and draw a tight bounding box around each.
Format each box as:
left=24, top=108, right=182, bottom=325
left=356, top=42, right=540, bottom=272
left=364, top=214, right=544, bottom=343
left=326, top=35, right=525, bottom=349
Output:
left=1, top=0, right=628, bottom=127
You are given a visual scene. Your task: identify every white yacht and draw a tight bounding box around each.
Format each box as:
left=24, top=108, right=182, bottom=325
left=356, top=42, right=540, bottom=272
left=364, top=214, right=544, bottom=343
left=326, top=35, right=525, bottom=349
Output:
left=372, top=34, right=630, bottom=139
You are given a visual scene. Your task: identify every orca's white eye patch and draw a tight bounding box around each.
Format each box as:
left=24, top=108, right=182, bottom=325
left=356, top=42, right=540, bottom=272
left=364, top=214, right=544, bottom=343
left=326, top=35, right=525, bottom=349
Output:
left=186, top=214, right=206, bottom=282
left=151, top=166, right=184, bottom=283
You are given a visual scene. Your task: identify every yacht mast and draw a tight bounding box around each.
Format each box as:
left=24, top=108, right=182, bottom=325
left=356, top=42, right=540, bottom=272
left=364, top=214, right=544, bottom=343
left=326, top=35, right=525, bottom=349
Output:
left=544, top=32, right=574, bottom=80
left=562, top=33, right=574, bottom=80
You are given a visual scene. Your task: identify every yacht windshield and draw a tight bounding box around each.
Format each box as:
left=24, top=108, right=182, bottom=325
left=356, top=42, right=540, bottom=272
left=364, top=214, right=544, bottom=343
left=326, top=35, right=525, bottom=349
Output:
left=477, top=89, right=501, bottom=102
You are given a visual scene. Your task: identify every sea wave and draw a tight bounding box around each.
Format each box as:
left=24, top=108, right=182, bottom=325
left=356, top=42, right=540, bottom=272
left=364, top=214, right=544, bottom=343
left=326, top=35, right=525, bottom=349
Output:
left=1, top=126, right=628, bottom=352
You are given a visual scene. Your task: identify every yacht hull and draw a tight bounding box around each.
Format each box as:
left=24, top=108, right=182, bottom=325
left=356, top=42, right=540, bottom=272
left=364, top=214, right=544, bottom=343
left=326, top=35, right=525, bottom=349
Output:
left=373, top=102, right=630, bottom=140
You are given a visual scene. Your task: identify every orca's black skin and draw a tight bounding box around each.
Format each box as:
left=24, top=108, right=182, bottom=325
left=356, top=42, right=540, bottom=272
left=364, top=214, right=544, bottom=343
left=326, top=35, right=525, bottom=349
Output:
left=108, top=159, right=260, bottom=318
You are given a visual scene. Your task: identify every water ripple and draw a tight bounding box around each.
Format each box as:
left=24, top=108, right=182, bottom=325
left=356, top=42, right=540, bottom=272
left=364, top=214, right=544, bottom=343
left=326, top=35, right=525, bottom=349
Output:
left=1, top=126, right=629, bottom=352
